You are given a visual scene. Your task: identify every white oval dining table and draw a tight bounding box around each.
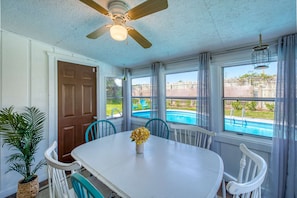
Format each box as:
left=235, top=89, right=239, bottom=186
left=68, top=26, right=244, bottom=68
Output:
left=71, top=131, right=224, bottom=198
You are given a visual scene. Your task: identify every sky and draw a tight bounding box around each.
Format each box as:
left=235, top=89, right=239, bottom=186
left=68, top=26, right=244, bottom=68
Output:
left=224, top=62, right=277, bottom=79
left=166, top=71, right=197, bottom=83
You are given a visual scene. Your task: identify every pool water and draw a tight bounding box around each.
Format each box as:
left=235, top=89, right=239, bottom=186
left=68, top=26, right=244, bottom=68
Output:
left=224, top=118, right=272, bottom=137
left=132, top=110, right=273, bottom=137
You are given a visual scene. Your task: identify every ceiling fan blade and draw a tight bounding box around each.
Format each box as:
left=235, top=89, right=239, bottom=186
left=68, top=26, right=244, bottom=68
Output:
left=80, top=0, right=109, bottom=16
left=126, top=0, right=168, bottom=20
left=128, top=29, right=152, bottom=48
left=87, top=25, right=110, bottom=39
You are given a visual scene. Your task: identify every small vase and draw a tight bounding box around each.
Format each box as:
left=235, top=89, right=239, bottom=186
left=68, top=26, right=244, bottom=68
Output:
left=136, top=143, right=144, bottom=154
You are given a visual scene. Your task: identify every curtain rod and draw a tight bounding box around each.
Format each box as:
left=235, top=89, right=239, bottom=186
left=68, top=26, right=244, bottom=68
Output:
left=131, top=38, right=279, bottom=68
left=212, top=39, right=278, bottom=56
left=163, top=39, right=278, bottom=65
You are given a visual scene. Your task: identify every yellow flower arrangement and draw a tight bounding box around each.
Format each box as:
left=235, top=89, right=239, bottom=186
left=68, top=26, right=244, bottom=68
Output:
left=130, top=127, right=150, bottom=145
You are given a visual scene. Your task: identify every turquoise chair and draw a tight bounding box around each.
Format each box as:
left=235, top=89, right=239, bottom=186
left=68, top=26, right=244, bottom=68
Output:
left=71, top=173, right=104, bottom=198
left=140, top=99, right=149, bottom=109
left=132, top=103, right=138, bottom=110
left=85, top=120, right=116, bottom=142
left=145, top=118, right=169, bottom=139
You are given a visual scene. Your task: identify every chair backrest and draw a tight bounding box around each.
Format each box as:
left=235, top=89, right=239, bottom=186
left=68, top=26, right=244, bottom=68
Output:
left=145, top=118, right=169, bottom=139
left=169, top=123, right=216, bottom=149
left=85, top=120, right=116, bottom=142
left=71, top=173, right=104, bottom=198
left=226, top=143, right=267, bottom=198
left=44, top=141, right=82, bottom=198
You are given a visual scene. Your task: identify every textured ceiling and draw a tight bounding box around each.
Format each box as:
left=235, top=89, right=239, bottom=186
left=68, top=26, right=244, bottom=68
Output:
left=1, top=0, right=296, bottom=68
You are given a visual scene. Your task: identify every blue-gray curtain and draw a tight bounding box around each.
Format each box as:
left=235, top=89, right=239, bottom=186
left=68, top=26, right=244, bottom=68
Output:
left=123, top=68, right=131, bottom=131
left=150, top=62, right=166, bottom=120
left=196, top=52, right=211, bottom=130
left=270, top=33, right=297, bottom=198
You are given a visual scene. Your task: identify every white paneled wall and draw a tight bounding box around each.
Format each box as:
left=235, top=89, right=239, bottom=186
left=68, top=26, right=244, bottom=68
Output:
left=1, top=31, right=33, bottom=197
left=2, top=32, right=30, bottom=106
left=0, top=30, right=119, bottom=197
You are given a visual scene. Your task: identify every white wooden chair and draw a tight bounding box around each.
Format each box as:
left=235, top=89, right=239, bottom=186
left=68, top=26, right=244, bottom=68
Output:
left=221, top=143, right=267, bottom=198
left=45, top=141, right=118, bottom=198
left=169, top=123, right=216, bottom=149
left=44, top=141, right=82, bottom=198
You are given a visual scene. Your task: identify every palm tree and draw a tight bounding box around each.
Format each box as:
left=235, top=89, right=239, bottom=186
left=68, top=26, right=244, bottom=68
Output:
left=0, top=106, right=46, bottom=183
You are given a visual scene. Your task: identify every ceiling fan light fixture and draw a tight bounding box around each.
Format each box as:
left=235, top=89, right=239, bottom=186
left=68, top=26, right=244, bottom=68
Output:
left=110, top=25, right=128, bottom=41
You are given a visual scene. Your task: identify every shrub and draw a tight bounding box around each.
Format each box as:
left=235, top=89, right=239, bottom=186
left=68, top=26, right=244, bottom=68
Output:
left=231, top=101, right=242, bottom=110
left=246, top=101, right=257, bottom=111
left=265, top=103, right=275, bottom=112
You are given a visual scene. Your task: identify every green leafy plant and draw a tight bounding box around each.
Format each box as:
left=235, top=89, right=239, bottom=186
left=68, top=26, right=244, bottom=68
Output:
left=231, top=101, right=243, bottom=110
left=265, top=103, right=275, bottom=112
left=0, top=106, right=46, bottom=183
left=246, top=101, right=257, bottom=111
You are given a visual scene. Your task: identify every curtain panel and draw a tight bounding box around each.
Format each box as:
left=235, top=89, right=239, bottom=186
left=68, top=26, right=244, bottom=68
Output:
left=270, top=33, right=297, bottom=198
left=196, top=52, right=211, bottom=130
left=123, top=68, right=131, bottom=131
left=150, top=62, right=166, bottom=120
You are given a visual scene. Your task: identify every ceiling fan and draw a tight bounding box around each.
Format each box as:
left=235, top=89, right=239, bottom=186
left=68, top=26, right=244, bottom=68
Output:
left=80, top=0, right=168, bottom=48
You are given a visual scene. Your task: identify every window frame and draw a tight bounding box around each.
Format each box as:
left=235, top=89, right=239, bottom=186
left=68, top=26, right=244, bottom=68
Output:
left=165, top=70, right=198, bottom=125
left=105, top=77, right=124, bottom=119
left=221, top=63, right=277, bottom=138
left=131, top=76, right=152, bottom=118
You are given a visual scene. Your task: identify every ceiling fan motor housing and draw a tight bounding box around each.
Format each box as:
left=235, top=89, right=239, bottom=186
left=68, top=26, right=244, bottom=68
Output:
left=108, top=0, right=129, bottom=18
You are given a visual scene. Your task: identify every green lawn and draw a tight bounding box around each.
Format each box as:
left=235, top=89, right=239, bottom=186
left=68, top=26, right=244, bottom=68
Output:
left=106, top=104, right=122, bottom=117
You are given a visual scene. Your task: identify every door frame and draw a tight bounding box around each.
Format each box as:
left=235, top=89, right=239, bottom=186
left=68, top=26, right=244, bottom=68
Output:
left=47, top=52, right=100, bottom=146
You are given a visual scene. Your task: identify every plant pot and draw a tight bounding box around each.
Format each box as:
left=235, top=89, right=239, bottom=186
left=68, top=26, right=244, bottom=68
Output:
left=16, top=175, right=39, bottom=198
left=136, top=143, right=144, bottom=154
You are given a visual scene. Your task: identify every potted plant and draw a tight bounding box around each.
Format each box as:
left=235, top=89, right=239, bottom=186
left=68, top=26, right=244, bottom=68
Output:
left=0, top=106, right=46, bottom=197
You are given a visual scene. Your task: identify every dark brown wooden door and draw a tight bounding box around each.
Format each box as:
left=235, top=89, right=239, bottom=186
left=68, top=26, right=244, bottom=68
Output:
left=58, top=61, right=97, bottom=162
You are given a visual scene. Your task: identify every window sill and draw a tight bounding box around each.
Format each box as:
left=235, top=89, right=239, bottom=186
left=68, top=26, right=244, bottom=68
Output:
left=214, top=131, right=272, bottom=152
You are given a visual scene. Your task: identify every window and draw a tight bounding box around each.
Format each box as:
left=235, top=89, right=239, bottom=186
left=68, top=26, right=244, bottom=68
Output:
left=106, top=77, right=123, bottom=119
left=223, top=62, right=277, bottom=137
left=166, top=71, right=198, bottom=125
left=131, top=77, right=151, bottom=117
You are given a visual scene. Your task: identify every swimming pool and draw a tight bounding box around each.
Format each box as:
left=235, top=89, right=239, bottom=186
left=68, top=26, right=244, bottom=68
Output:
left=132, top=110, right=273, bottom=137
